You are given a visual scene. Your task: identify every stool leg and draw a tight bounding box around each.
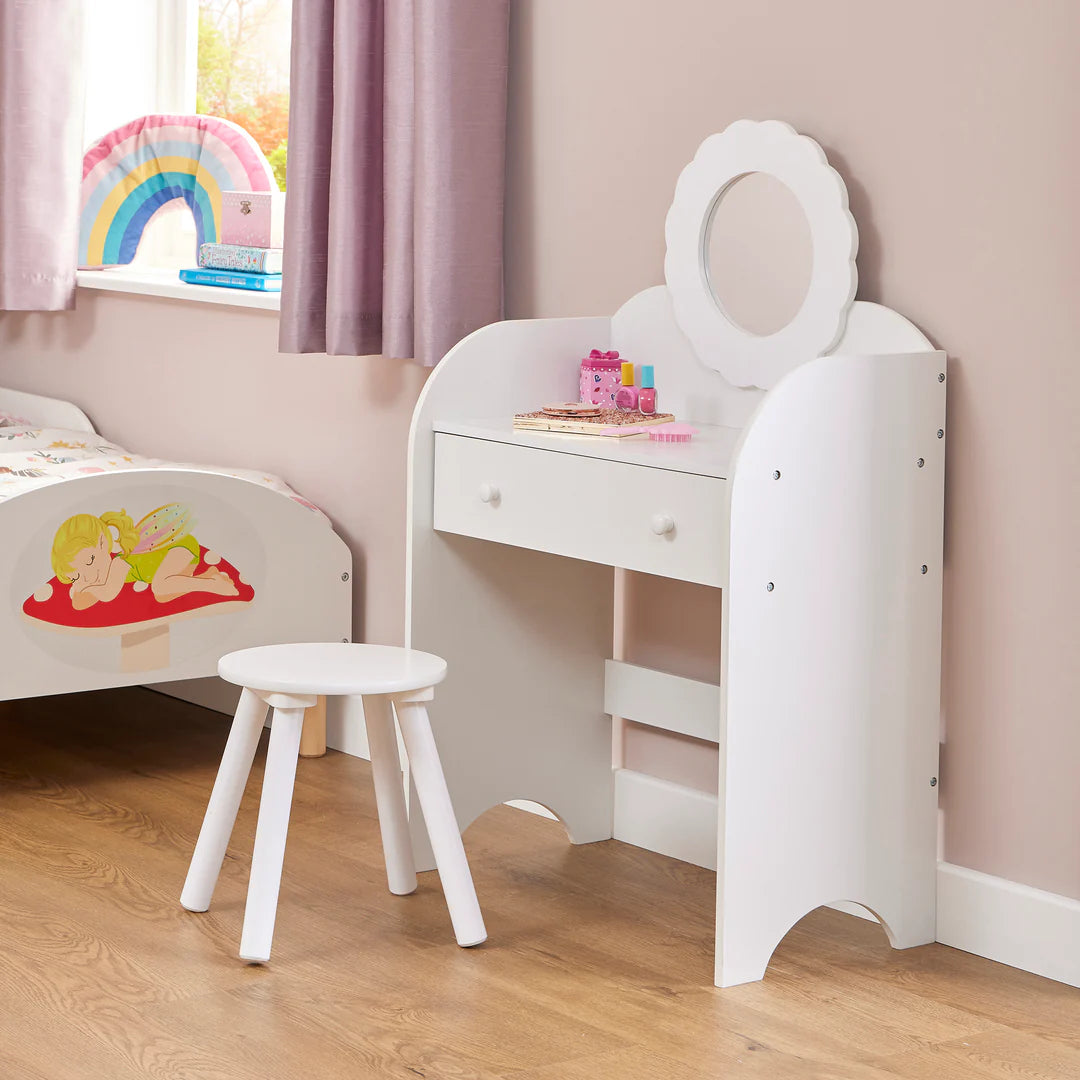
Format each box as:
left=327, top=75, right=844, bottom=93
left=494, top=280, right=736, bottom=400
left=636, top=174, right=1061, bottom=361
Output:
left=360, top=695, right=417, bottom=896
left=299, top=696, right=327, bottom=758
left=181, top=687, right=268, bottom=912
left=239, top=706, right=305, bottom=963
left=395, top=700, right=487, bottom=947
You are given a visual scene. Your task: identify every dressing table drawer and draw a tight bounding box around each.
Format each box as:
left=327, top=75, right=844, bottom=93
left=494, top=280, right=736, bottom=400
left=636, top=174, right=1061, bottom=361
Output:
left=433, top=434, right=727, bottom=586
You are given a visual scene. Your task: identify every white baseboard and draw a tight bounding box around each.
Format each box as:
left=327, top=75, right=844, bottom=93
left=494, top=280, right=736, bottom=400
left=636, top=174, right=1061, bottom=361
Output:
left=936, top=862, right=1080, bottom=988
left=613, top=768, right=718, bottom=870
left=612, top=769, right=1080, bottom=988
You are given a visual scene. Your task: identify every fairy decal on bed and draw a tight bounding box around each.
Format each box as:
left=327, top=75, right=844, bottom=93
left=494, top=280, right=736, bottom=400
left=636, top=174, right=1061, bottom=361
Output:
left=23, top=502, right=255, bottom=673
left=51, top=505, right=240, bottom=609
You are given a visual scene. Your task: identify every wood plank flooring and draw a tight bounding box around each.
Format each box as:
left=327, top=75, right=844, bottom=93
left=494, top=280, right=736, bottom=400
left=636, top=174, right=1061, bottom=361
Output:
left=1, top=687, right=1077, bottom=1079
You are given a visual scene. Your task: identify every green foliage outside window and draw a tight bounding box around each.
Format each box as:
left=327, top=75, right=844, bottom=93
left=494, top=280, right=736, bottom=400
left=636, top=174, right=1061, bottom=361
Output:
left=197, top=0, right=292, bottom=191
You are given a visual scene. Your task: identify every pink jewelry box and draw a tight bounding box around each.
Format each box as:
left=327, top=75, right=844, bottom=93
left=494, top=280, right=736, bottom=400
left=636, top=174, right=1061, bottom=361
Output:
left=221, top=190, right=286, bottom=248
left=580, top=349, right=623, bottom=406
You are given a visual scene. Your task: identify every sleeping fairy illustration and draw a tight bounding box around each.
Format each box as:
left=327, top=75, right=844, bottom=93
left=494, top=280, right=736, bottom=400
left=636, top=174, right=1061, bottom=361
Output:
left=23, top=500, right=255, bottom=673
left=50, top=504, right=239, bottom=610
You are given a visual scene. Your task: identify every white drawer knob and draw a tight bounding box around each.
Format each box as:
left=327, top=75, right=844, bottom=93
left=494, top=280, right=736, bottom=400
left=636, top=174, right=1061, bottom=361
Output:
left=650, top=513, right=675, bottom=535
left=479, top=482, right=500, bottom=504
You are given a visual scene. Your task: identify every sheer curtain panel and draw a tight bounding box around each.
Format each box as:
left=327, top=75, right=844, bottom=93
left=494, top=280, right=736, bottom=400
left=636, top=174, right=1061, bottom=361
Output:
left=0, top=0, right=83, bottom=311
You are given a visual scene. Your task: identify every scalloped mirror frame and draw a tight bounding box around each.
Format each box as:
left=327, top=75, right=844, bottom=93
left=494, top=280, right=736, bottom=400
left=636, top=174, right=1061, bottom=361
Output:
left=664, top=120, right=859, bottom=390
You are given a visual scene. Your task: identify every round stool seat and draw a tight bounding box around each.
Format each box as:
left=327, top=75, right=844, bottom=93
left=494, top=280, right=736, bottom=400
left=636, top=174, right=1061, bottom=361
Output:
left=218, top=642, right=447, bottom=697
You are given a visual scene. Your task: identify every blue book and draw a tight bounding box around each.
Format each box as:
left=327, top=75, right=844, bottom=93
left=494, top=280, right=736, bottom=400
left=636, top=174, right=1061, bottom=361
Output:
left=179, top=268, right=283, bottom=292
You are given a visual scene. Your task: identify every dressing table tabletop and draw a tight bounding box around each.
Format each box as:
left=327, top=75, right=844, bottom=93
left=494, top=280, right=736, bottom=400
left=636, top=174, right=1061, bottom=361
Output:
left=432, top=417, right=744, bottom=480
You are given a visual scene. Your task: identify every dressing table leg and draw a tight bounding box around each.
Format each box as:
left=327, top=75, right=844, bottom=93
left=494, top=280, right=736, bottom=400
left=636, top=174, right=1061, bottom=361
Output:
left=408, top=538, right=615, bottom=865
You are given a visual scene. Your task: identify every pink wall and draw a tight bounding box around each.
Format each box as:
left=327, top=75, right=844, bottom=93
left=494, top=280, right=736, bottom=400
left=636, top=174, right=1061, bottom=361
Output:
left=504, top=0, right=1080, bottom=899
left=0, top=295, right=428, bottom=646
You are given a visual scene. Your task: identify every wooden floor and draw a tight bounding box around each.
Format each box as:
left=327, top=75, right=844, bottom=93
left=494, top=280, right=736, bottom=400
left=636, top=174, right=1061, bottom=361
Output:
left=1, top=690, right=1078, bottom=1080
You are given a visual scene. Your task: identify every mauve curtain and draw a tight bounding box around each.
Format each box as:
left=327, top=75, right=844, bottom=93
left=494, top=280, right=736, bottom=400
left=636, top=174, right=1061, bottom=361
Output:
left=0, top=0, right=83, bottom=310
left=279, top=0, right=509, bottom=364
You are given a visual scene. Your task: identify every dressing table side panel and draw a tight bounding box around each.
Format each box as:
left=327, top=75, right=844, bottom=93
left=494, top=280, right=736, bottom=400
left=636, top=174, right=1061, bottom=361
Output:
left=715, top=349, right=947, bottom=987
left=406, top=317, right=618, bottom=868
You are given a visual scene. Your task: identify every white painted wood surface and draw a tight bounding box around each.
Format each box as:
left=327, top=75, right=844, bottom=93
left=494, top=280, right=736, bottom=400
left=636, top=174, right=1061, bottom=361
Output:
left=433, top=433, right=728, bottom=587
left=239, top=703, right=306, bottom=962
left=434, top=416, right=743, bottom=479
left=186, top=649, right=486, bottom=960
left=180, top=686, right=269, bottom=912
left=362, top=694, right=418, bottom=897
left=407, top=310, right=945, bottom=986
left=396, top=698, right=488, bottom=948
left=604, top=660, right=720, bottom=743
left=613, top=769, right=719, bottom=870
left=0, top=385, right=97, bottom=432
left=1, top=468, right=352, bottom=701
left=407, top=316, right=617, bottom=870
left=406, top=123, right=946, bottom=988
left=936, top=862, right=1080, bottom=989
left=76, top=267, right=282, bottom=311
left=664, top=120, right=858, bottom=390
left=716, top=348, right=945, bottom=985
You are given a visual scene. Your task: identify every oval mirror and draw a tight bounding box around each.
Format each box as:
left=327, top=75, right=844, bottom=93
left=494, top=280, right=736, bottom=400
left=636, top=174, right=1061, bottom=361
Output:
left=664, top=120, right=858, bottom=389
left=704, top=172, right=813, bottom=337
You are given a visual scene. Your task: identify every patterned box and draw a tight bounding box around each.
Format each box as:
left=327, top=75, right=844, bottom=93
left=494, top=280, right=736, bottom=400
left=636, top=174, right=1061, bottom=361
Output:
left=579, top=349, right=623, bottom=406
left=221, top=191, right=286, bottom=248
left=199, top=243, right=283, bottom=274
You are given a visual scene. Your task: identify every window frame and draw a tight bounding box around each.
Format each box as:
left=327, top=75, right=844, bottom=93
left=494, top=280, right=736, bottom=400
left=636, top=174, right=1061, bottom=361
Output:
left=157, top=0, right=200, bottom=115
left=77, top=0, right=283, bottom=311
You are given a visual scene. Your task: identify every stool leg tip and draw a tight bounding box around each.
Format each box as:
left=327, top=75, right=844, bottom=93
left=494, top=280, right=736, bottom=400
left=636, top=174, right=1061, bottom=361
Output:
left=180, top=887, right=210, bottom=913
left=457, top=931, right=487, bottom=948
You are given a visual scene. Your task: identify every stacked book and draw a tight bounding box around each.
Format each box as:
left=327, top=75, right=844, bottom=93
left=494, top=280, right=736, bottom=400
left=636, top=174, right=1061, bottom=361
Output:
left=181, top=244, right=283, bottom=292
left=180, top=190, right=284, bottom=292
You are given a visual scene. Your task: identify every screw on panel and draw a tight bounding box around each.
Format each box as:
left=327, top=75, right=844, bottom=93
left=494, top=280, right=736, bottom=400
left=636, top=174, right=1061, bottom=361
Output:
left=921, top=565, right=928, bottom=574
left=938, top=372, right=945, bottom=382
left=341, top=571, right=350, bottom=582
left=773, top=470, right=781, bottom=480
left=342, top=638, right=349, bottom=643
left=938, top=429, right=944, bottom=439
left=930, top=777, right=938, bottom=787
left=766, top=582, right=775, bottom=592
left=917, top=458, right=925, bottom=468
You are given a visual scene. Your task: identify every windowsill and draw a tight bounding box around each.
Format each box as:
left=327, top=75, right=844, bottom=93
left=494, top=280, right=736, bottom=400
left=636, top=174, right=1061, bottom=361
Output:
left=76, top=267, right=281, bottom=312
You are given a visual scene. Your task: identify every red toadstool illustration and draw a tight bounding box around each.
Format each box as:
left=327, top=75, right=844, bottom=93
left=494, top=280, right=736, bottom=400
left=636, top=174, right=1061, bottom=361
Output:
left=22, top=503, right=255, bottom=672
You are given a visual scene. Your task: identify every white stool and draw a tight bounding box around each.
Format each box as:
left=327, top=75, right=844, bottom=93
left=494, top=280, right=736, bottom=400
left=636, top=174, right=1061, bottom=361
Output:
left=180, top=642, right=487, bottom=962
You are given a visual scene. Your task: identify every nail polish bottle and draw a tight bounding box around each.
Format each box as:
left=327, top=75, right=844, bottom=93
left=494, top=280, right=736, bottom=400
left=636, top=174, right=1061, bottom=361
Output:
left=615, top=362, right=638, bottom=411
left=639, top=365, right=657, bottom=415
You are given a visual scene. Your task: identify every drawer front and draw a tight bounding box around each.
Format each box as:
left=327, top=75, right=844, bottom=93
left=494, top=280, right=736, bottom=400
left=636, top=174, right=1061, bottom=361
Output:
left=433, top=435, right=727, bottom=586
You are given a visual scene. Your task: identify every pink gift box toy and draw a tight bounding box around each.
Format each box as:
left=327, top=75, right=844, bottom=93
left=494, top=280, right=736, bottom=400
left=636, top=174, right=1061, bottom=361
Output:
left=580, top=349, right=623, bottom=406
left=220, top=190, right=286, bottom=248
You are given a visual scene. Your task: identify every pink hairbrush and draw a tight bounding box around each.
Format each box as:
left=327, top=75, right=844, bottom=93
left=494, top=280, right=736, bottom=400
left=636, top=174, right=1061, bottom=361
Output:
left=648, top=424, right=697, bottom=443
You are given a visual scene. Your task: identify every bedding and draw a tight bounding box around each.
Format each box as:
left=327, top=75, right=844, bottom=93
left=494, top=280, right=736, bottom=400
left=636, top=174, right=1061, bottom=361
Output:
left=0, top=393, right=351, bottom=699
left=0, top=422, right=324, bottom=519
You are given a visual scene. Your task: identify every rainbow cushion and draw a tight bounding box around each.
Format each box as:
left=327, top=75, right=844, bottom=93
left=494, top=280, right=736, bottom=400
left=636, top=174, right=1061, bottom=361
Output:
left=79, top=114, right=278, bottom=268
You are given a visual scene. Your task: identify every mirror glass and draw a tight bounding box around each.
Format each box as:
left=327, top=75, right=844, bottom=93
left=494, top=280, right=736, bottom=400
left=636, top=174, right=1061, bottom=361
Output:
left=704, top=172, right=813, bottom=337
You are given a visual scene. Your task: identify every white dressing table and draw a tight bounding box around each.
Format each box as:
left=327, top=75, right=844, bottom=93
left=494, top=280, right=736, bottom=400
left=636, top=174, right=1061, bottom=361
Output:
left=406, top=121, right=947, bottom=986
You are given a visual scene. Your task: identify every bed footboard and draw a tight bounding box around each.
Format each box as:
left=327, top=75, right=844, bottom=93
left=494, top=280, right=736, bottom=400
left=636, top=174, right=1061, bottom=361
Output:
left=1, top=468, right=351, bottom=701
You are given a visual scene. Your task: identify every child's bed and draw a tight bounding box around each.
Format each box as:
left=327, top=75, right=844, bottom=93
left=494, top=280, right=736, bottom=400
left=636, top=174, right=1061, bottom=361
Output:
left=0, top=385, right=351, bottom=704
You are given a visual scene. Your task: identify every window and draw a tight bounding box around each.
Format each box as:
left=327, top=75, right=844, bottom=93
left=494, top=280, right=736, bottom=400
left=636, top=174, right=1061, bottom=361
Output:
left=81, top=0, right=291, bottom=273
left=196, top=0, right=292, bottom=191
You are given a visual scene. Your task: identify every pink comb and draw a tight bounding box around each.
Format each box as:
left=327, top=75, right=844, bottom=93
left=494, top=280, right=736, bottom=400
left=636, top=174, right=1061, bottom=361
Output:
left=648, top=424, right=697, bottom=443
